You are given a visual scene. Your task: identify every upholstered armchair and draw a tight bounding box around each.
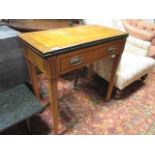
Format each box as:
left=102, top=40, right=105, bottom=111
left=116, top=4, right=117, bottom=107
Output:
left=92, top=19, right=155, bottom=98
left=121, top=19, right=155, bottom=58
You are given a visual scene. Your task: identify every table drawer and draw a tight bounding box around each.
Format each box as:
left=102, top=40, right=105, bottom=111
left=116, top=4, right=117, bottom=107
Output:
left=59, top=39, right=125, bottom=73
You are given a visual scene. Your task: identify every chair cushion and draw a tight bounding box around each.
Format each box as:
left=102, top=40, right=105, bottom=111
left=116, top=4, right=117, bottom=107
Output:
left=94, top=52, right=155, bottom=90
left=0, top=84, right=43, bottom=132
left=116, top=52, right=155, bottom=89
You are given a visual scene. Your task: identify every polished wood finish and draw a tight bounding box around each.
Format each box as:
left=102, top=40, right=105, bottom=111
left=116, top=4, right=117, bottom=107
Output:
left=59, top=39, right=124, bottom=74
left=25, top=58, right=41, bottom=100
left=26, top=48, right=48, bottom=74
left=47, top=78, right=59, bottom=134
left=106, top=54, right=122, bottom=101
left=87, top=64, right=94, bottom=83
left=19, top=25, right=128, bottom=134
left=2, top=19, right=82, bottom=32
left=19, top=25, right=127, bottom=56
left=106, top=40, right=126, bottom=101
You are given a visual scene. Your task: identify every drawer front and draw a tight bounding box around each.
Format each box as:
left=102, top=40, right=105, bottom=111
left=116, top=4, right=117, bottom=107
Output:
left=59, top=39, right=125, bottom=73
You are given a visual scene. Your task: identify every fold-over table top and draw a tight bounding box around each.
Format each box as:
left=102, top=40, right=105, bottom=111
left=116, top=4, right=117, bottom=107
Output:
left=19, top=25, right=128, bottom=57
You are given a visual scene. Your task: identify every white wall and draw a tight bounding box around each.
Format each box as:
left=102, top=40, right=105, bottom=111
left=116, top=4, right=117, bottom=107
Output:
left=144, top=19, right=154, bottom=24
left=84, top=19, right=113, bottom=28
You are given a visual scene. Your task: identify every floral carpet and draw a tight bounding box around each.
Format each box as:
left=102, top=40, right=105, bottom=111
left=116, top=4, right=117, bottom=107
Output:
left=2, top=67, right=155, bottom=135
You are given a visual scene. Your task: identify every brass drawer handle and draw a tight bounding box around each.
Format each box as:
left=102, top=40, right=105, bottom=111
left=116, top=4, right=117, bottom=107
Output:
left=70, top=56, right=83, bottom=65
left=107, top=47, right=117, bottom=55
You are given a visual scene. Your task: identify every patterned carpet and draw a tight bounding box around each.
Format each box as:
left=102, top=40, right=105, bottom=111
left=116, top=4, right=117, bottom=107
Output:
left=2, top=67, right=155, bottom=135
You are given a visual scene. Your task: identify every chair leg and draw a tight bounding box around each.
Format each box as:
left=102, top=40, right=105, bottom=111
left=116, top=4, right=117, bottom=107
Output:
left=74, top=70, right=79, bottom=86
left=141, top=74, right=148, bottom=81
left=25, top=118, right=32, bottom=134
left=87, top=64, right=94, bottom=83
left=114, top=88, right=124, bottom=99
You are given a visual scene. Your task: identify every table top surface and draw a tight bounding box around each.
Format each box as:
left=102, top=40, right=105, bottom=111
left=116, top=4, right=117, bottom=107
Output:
left=19, top=25, right=128, bottom=57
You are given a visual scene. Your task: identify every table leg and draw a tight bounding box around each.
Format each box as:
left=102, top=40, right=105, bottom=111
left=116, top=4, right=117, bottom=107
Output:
left=106, top=54, right=122, bottom=102
left=74, top=70, right=79, bottom=86
left=47, top=78, right=59, bottom=134
left=87, top=64, right=94, bottom=83
left=26, top=59, right=40, bottom=100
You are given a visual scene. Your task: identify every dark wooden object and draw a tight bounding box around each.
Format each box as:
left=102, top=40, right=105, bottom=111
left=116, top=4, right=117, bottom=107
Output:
left=19, top=25, right=128, bottom=134
left=2, top=19, right=83, bottom=32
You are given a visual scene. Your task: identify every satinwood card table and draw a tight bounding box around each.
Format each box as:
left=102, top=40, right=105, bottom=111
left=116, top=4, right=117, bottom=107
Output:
left=19, top=25, right=128, bottom=134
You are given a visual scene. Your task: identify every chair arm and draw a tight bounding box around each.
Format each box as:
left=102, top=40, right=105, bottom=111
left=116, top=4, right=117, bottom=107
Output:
left=124, top=36, right=151, bottom=56
left=127, top=36, right=151, bottom=50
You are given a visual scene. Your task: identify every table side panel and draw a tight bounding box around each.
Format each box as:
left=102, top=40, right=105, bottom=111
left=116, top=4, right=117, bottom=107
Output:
left=25, top=48, right=48, bottom=74
left=58, top=39, right=126, bottom=74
